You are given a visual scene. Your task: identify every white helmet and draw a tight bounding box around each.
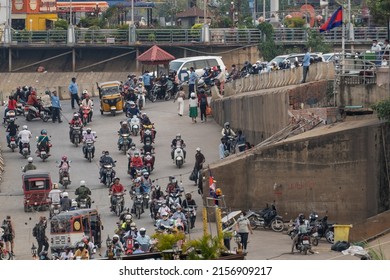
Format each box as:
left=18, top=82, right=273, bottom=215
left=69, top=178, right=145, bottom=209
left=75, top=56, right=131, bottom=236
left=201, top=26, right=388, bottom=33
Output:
left=28, top=157, right=33, bottom=163
left=71, top=200, right=78, bottom=207
left=196, top=147, right=201, bottom=152
left=83, top=89, right=88, bottom=94
left=80, top=180, right=86, bottom=186
left=23, top=125, right=28, bottom=130
left=125, top=214, right=132, bottom=222
left=63, top=192, right=69, bottom=197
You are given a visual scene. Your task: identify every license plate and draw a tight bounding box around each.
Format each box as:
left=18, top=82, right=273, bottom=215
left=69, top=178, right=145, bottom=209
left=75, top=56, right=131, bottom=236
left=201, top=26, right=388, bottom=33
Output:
left=63, top=177, right=68, bottom=181
left=303, top=240, right=310, bottom=245
left=312, top=232, right=318, bottom=237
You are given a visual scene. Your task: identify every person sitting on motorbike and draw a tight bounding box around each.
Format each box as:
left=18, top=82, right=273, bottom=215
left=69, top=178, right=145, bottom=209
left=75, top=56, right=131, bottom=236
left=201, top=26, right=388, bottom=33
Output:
left=151, top=185, right=164, bottom=201
left=6, top=119, right=18, bottom=148
left=69, top=113, right=83, bottom=142
left=129, top=114, right=140, bottom=131
left=241, top=60, right=253, bottom=74
left=48, top=183, right=62, bottom=205
left=182, top=193, right=197, bottom=229
left=75, top=180, right=92, bottom=208
left=142, top=151, right=155, bottom=171
left=99, top=151, right=116, bottom=183
left=18, top=125, right=32, bottom=154
left=140, top=171, right=153, bottom=194
left=159, top=74, right=168, bottom=99
left=80, top=93, right=93, bottom=122
left=126, top=101, right=140, bottom=118
left=171, top=133, right=186, bottom=161
left=291, top=217, right=312, bottom=253
left=26, top=90, right=40, bottom=112
left=221, top=122, right=236, bottom=151
left=130, top=152, right=144, bottom=178
left=127, top=142, right=140, bottom=161
left=110, top=177, right=125, bottom=212
left=120, top=215, right=137, bottom=242
left=135, top=228, right=152, bottom=252
left=69, top=199, right=79, bottom=211
left=37, top=129, right=51, bottom=155
left=135, top=83, right=146, bottom=108
left=58, top=155, right=71, bottom=184
left=203, top=67, right=214, bottom=86
left=82, top=128, right=96, bottom=159
left=141, top=128, right=154, bottom=146
left=156, top=212, right=173, bottom=230
left=130, top=178, right=145, bottom=213
left=60, top=192, right=72, bottom=211
left=74, top=242, right=89, bottom=260
left=124, top=74, right=136, bottom=88
left=171, top=205, right=187, bottom=231
left=117, top=121, right=132, bottom=151
left=110, top=234, right=124, bottom=256
left=22, top=157, right=36, bottom=172
left=165, top=177, right=180, bottom=194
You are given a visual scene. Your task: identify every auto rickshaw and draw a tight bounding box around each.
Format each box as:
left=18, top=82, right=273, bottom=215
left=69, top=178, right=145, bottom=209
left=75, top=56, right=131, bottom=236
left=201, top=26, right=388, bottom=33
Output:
left=22, top=170, right=52, bottom=212
left=97, top=81, right=124, bottom=116
left=50, top=208, right=103, bottom=253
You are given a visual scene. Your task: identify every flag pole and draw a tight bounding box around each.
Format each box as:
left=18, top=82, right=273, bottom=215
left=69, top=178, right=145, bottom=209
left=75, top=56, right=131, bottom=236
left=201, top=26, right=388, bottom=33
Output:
left=341, top=5, right=345, bottom=75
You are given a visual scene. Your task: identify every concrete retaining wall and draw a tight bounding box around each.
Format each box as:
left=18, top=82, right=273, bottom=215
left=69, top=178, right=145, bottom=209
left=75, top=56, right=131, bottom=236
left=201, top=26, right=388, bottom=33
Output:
left=204, top=117, right=390, bottom=228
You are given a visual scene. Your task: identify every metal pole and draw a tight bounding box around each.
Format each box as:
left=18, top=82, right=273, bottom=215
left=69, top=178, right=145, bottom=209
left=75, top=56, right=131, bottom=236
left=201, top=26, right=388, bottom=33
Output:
left=263, top=0, right=265, bottom=18
left=204, top=0, right=207, bottom=24
left=70, top=0, right=73, bottom=25
left=131, top=0, right=134, bottom=25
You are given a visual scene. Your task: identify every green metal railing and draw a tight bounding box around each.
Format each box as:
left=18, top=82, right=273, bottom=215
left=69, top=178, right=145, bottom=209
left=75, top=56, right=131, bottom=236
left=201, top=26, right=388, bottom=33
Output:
left=2, top=27, right=387, bottom=47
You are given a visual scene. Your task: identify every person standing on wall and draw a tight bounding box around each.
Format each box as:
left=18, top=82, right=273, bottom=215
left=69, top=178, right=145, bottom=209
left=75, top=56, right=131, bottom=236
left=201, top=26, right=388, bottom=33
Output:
left=236, top=211, right=253, bottom=253
left=301, top=48, right=311, bottom=83
left=68, top=77, right=80, bottom=109
left=188, top=67, right=198, bottom=99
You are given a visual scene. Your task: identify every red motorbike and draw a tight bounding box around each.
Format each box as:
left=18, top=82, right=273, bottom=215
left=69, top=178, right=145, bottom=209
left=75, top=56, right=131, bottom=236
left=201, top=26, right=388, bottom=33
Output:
left=81, top=106, right=91, bottom=126
left=125, top=236, right=134, bottom=255
left=142, top=152, right=155, bottom=174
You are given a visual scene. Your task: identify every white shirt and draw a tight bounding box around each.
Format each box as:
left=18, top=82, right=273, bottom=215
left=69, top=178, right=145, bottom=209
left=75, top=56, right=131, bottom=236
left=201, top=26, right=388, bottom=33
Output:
left=371, top=44, right=382, bottom=52
left=48, top=189, right=63, bottom=204
left=60, top=251, right=74, bottom=260
left=18, top=130, right=32, bottom=143
left=81, top=99, right=94, bottom=109
left=189, top=97, right=198, bottom=108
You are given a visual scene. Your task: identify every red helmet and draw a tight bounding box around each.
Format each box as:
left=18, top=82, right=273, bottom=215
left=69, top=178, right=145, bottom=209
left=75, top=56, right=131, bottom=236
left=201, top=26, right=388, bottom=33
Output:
left=62, top=155, right=68, bottom=161
left=212, top=66, right=218, bottom=71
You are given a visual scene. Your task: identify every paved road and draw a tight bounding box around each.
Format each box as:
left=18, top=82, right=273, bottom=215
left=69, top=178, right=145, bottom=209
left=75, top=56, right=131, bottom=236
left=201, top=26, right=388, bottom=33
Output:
left=0, top=96, right=374, bottom=261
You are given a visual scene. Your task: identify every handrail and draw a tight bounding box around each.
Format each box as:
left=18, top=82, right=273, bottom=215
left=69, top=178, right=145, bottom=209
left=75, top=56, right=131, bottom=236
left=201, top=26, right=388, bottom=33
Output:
left=1, top=27, right=387, bottom=47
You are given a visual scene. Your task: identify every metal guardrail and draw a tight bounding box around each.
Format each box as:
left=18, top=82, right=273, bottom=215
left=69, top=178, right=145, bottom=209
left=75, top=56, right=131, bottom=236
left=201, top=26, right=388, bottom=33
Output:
left=1, top=27, right=387, bottom=47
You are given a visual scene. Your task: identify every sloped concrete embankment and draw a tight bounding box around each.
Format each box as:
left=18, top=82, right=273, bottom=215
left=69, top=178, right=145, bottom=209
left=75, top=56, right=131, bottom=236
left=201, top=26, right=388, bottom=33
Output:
left=204, top=117, right=390, bottom=241
left=0, top=72, right=130, bottom=101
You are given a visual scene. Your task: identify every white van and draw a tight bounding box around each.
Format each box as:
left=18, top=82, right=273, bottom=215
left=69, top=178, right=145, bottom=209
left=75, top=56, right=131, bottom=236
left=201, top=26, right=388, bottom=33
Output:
left=169, top=56, right=226, bottom=82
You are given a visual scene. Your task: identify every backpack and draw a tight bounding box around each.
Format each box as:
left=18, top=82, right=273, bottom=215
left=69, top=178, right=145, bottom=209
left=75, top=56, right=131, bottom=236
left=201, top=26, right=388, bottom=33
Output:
left=2, top=221, right=10, bottom=235
left=32, top=224, right=38, bottom=237
left=200, top=95, right=207, bottom=106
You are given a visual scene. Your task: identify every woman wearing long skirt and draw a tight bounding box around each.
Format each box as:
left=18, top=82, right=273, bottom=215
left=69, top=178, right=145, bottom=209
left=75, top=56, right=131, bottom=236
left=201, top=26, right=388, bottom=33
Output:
left=188, top=92, right=198, bottom=123
left=174, top=86, right=186, bottom=116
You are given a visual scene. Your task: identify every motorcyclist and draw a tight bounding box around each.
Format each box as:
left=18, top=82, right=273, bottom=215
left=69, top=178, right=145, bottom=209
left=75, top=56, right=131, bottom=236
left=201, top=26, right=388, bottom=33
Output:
left=74, top=242, right=89, bottom=260
left=140, top=171, right=153, bottom=194
left=151, top=185, right=164, bottom=201
left=291, top=217, right=312, bottom=253
left=124, top=74, right=136, bottom=89
left=129, top=152, right=143, bottom=178
left=17, top=125, right=32, bottom=154
left=142, top=151, right=155, bottom=171
left=165, top=177, right=180, bottom=194
left=171, top=133, right=186, bottom=161
left=129, top=114, right=140, bottom=134
left=69, top=113, right=83, bottom=142
left=125, top=101, right=140, bottom=118
left=69, top=199, right=79, bottom=211
left=48, top=183, right=62, bottom=205
left=111, top=234, right=124, bottom=256
left=110, top=177, right=125, bottom=212
left=159, top=74, right=168, bottom=99
left=82, top=128, right=96, bottom=159
left=60, top=192, right=72, bottom=211
left=140, top=112, right=152, bottom=126
left=202, top=67, right=214, bottom=86
left=229, top=64, right=240, bottom=80
left=26, top=90, right=40, bottom=112
left=6, top=119, right=19, bottom=148
left=131, top=178, right=145, bottom=213
left=171, top=205, right=187, bottom=231
left=127, top=142, right=140, bottom=160
left=118, top=121, right=132, bottom=151
left=221, top=122, right=236, bottom=152
left=241, top=60, right=253, bottom=74
left=135, top=83, right=146, bottom=108
left=156, top=212, right=173, bottom=230
left=36, top=129, right=51, bottom=155
left=58, top=155, right=71, bottom=184
left=120, top=215, right=137, bottom=242
left=22, top=157, right=37, bottom=172
left=80, top=93, right=94, bottom=122
left=99, top=151, right=116, bottom=184
left=182, top=193, right=197, bottom=229
left=75, top=180, right=92, bottom=208
left=135, top=228, right=152, bottom=252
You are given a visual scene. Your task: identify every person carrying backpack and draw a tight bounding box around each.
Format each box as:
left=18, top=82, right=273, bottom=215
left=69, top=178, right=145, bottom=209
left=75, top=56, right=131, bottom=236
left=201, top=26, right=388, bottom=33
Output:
left=198, top=89, right=208, bottom=123
left=2, top=215, right=15, bottom=255
left=33, top=216, right=49, bottom=255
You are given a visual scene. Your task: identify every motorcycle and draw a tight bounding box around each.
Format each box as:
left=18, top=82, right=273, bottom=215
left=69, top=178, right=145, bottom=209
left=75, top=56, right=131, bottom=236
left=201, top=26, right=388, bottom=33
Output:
left=146, top=88, right=157, bottom=103
left=295, top=233, right=313, bottom=255
left=78, top=198, right=89, bottom=209
left=150, top=199, right=164, bottom=221
left=49, top=202, right=61, bottom=219
left=309, top=212, right=334, bottom=244
left=25, top=104, right=52, bottom=122
left=0, top=229, right=11, bottom=260
left=132, top=192, right=144, bottom=219
left=71, top=126, right=82, bottom=147
left=81, top=106, right=91, bottom=126
left=9, top=136, right=18, bottom=152
left=136, top=90, right=145, bottom=110
left=247, top=203, right=285, bottom=232
left=151, top=82, right=171, bottom=101
left=143, top=192, right=150, bottom=210
left=84, top=139, right=95, bottom=162
left=102, top=164, right=116, bottom=187
left=119, top=133, right=132, bottom=155
left=124, top=235, right=134, bottom=255
left=173, top=143, right=185, bottom=169
left=20, top=142, right=31, bottom=158
left=3, top=110, right=16, bottom=128
left=183, top=205, right=197, bottom=232
left=167, top=191, right=182, bottom=212
left=58, top=161, right=71, bottom=189
left=15, top=102, right=25, bottom=116
left=36, top=142, right=51, bottom=161
left=112, top=192, right=125, bottom=217
left=142, top=152, right=155, bottom=174
left=128, top=116, right=140, bottom=136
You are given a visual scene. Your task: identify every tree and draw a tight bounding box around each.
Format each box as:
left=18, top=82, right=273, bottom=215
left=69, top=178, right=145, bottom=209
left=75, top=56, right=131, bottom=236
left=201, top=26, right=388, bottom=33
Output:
left=306, top=29, right=332, bottom=54
left=367, top=0, right=390, bottom=39
left=257, top=22, right=283, bottom=61
left=372, top=99, right=390, bottom=122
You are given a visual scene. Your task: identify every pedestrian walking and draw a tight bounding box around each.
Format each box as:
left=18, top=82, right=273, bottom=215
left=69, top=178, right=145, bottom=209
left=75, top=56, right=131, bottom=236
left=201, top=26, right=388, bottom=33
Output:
left=198, top=89, right=208, bottom=122
left=236, top=211, right=253, bottom=253
left=188, top=67, right=198, bottom=99
left=188, top=92, right=198, bottom=123
left=68, top=77, right=80, bottom=109
left=301, top=48, right=311, bottom=83
left=51, top=90, right=62, bottom=123
left=193, top=147, right=205, bottom=185
left=2, top=215, right=15, bottom=255
left=174, top=86, right=186, bottom=116
left=33, top=216, right=49, bottom=254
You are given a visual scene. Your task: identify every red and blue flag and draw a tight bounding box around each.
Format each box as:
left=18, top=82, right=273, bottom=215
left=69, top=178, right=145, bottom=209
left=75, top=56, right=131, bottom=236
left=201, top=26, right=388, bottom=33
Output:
left=320, top=6, right=343, bottom=33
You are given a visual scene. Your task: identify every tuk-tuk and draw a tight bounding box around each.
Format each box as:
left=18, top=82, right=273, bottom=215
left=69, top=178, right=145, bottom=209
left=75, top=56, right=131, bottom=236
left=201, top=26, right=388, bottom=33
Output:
left=97, top=81, right=124, bottom=116
left=50, top=209, right=103, bottom=253
left=22, top=170, right=52, bottom=212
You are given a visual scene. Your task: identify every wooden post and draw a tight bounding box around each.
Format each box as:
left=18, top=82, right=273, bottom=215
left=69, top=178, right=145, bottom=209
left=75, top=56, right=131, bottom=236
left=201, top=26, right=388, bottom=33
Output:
left=202, top=207, right=208, bottom=236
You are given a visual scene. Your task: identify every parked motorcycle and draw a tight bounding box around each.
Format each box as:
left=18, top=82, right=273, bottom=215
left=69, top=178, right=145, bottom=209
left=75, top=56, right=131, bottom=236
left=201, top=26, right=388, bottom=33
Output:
left=25, top=104, right=51, bottom=122
left=247, top=203, right=285, bottom=232
left=309, top=212, right=334, bottom=244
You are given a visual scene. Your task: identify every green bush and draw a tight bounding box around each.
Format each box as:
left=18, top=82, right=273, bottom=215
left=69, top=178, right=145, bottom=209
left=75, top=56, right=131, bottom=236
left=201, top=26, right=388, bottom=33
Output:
left=285, top=17, right=306, bottom=28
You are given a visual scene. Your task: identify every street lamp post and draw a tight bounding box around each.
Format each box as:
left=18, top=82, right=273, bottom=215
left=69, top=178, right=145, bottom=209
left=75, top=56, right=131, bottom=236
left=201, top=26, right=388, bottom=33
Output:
left=29, top=19, right=33, bottom=32
left=129, top=0, right=136, bottom=43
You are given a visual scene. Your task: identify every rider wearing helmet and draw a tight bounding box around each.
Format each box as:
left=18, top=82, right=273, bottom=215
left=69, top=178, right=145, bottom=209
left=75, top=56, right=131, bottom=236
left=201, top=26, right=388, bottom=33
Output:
left=82, top=128, right=96, bottom=159
left=129, top=152, right=143, bottom=178
left=18, top=125, right=32, bottom=154
left=166, top=176, right=180, bottom=194
left=60, top=192, right=72, bottom=211
left=99, top=151, right=116, bottom=184
left=58, top=155, right=71, bottom=184
left=69, top=113, right=83, bottom=142
left=182, top=193, right=197, bottom=229
left=23, top=157, right=37, bottom=172
left=80, top=92, right=94, bottom=122
left=110, top=177, right=125, bottom=212
left=74, top=241, right=90, bottom=260
left=221, top=122, right=236, bottom=152
left=135, top=228, right=152, bottom=252
left=111, top=234, right=124, bottom=255
left=125, top=100, right=140, bottom=118
left=48, top=182, right=62, bottom=204
left=140, top=171, right=153, bottom=193
left=75, top=180, right=92, bottom=208
left=37, top=129, right=51, bottom=154
left=117, top=121, right=132, bottom=151
left=171, top=133, right=186, bottom=161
